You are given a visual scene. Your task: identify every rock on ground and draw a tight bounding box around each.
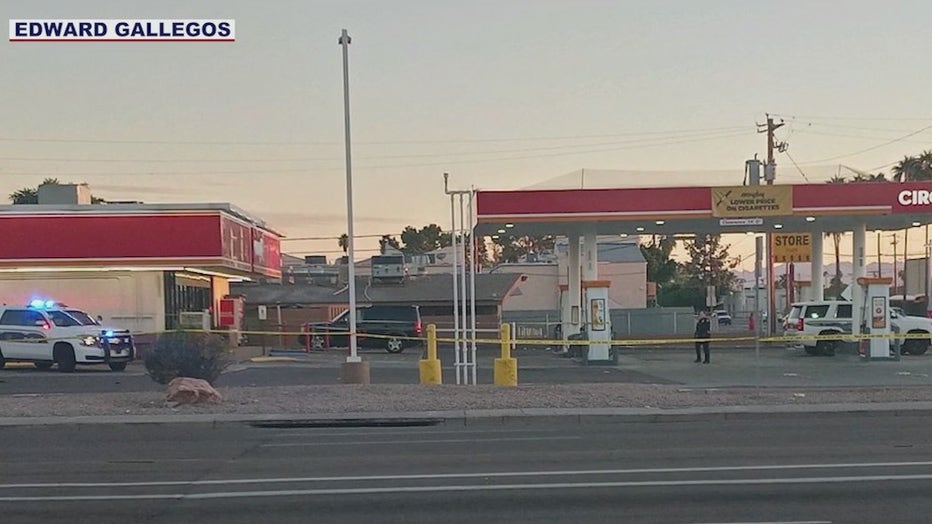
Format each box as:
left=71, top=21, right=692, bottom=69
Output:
left=166, top=377, right=223, bottom=406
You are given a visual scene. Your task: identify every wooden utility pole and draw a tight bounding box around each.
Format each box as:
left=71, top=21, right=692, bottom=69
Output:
left=758, top=114, right=785, bottom=334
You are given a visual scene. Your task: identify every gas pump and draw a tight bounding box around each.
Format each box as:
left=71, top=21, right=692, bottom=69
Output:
left=582, top=280, right=613, bottom=364
left=857, top=277, right=894, bottom=360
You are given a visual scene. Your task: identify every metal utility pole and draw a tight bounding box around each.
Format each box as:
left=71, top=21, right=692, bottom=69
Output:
left=877, top=232, right=882, bottom=277
left=754, top=235, right=763, bottom=388
left=892, top=233, right=899, bottom=297
left=926, top=225, right=930, bottom=316
left=444, top=173, right=477, bottom=385
left=338, top=29, right=369, bottom=384
left=758, top=113, right=785, bottom=335
left=904, top=229, right=909, bottom=300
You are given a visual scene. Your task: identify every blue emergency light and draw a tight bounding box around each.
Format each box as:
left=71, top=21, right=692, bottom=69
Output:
left=29, top=299, right=56, bottom=309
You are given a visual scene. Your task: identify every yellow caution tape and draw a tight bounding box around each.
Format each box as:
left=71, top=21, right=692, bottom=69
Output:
left=29, top=328, right=932, bottom=347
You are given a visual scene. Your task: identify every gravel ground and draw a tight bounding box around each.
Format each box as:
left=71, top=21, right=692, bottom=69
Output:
left=5, top=383, right=932, bottom=418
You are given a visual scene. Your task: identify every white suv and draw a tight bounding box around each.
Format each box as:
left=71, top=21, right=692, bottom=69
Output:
left=783, top=300, right=932, bottom=356
left=0, top=302, right=134, bottom=372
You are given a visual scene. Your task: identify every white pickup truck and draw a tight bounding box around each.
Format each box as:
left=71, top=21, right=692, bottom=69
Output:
left=783, top=300, right=932, bottom=356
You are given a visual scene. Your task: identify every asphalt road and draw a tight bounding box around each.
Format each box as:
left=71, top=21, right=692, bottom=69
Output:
left=3, top=412, right=932, bottom=523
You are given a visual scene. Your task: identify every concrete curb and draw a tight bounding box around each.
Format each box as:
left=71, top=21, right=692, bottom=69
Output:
left=4, top=401, right=932, bottom=427
left=248, top=356, right=298, bottom=363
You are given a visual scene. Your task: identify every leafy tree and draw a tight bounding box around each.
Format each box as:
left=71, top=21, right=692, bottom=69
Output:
left=656, top=280, right=705, bottom=310
left=639, top=236, right=678, bottom=286
left=681, top=234, right=739, bottom=298
left=399, top=224, right=452, bottom=255
left=491, top=235, right=556, bottom=263
left=462, top=234, right=493, bottom=269
left=379, top=234, right=402, bottom=254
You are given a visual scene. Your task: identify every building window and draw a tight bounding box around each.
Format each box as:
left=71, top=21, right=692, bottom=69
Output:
left=163, top=272, right=213, bottom=330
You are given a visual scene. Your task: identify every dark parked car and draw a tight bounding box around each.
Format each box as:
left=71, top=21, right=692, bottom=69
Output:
left=303, top=305, right=423, bottom=353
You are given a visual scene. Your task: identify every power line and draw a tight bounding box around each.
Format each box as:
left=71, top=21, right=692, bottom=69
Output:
left=867, top=159, right=901, bottom=172
left=0, top=168, right=327, bottom=177
left=0, top=130, right=751, bottom=175
left=0, top=125, right=751, bottom=146
left=0, top=156, right=337, bottom=164
left=795, top=122, right=932, bottom=165
left=354, top=130, right=751, bottom=169
left=781, top=150, right=810, bottom=182
left=288, top=248, right=384, bottom=255
left=282, top=234, right=391, bottom=242
left=0, top=127, right=751, bottom=165
left=799, top=121, right=932, bottom=133
left=792, top=129, right=932, bottom=144
left=771, top=113, right=932, bottom=122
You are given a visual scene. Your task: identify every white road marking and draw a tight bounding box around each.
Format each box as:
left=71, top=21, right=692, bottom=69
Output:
left=2, top=460, right=932, bottom=489
left=269, top=428, right=564, bottom=438
left=0, top=474, right=930, bottom=501
left=260, top=436, right=582, bottom=447
left=680, top=522, right=831, bottom=524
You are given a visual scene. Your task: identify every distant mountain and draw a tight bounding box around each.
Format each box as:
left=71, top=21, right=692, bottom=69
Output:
left=735, top=261, right=899, bottom=287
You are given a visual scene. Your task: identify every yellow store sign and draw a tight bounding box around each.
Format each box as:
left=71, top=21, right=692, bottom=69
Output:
left=771, top=233, right=812, bottom=263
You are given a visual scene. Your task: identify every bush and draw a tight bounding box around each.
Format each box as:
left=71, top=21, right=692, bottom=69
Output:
left=144, top=331, right=230, bottom=385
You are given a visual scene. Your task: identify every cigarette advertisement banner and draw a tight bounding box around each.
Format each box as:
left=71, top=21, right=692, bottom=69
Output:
left=712, top=185, right=792, bottom=218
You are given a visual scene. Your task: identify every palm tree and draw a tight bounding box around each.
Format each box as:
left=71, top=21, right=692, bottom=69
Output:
left=338, top=233, right=349, bottom=255
left=7, top=177, right=106, bottom=204
left=918, top=150, right=932, bottom=179
left=850, top=172, right=887, bottom=182
left=825, top=174, right=846, bottom=297
left=892, top=155, right=926, bottom=182
left=8, top=177, right=60, bottom=204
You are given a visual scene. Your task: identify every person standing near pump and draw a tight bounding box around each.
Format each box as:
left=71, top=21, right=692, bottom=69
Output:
left=694, top=310, right=711, bottom=364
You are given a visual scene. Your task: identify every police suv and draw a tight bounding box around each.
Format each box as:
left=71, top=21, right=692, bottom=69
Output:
left=783, top=300, right=932, bottom=356
left=0, top=300, right=134, bottom=372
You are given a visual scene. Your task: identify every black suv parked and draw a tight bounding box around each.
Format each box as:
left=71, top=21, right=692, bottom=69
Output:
left=303, top=305, right=423, bottom=353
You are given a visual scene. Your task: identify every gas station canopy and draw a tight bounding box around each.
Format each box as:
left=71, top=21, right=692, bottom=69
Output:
left=475, top=182, right=932, bottom=237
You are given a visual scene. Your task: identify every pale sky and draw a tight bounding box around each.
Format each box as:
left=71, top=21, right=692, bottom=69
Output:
left=2, top=0, right=932, bottom=265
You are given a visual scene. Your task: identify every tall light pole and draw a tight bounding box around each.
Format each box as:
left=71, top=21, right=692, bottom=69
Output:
left=338, top=29, right=369, bottom=384
left=926, top=225, right=930, bottom=317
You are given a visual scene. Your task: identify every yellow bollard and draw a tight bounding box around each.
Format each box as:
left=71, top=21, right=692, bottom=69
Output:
left=418, top=324, right=442, bottom=384
left=494, top=323, right=518, bottom=386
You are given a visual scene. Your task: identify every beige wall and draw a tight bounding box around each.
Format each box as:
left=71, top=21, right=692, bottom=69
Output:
left=0, top=270, right=164, bottom=334
left=212, top=276, right=231, bottom=328
left=494, top=264, right=561, bottom=311
left=487, top=259, right=648, bottom=312
left=555, top=242, right=648, bottom=310
left=599, top=261, right=648, bottom=309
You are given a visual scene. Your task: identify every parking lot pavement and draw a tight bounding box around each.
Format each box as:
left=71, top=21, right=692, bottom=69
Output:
left=3, top=342, right=932, bottom=395
left=619, top=343, right=932, bottom=388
